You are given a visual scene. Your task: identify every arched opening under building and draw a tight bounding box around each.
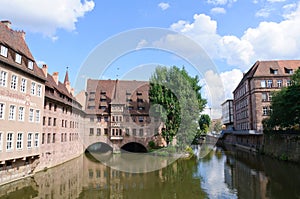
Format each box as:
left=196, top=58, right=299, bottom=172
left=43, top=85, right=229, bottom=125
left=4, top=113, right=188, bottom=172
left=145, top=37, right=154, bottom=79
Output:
left=121, top=142, right=147, bottom=153
left=85, top=142, right=113, bottom=153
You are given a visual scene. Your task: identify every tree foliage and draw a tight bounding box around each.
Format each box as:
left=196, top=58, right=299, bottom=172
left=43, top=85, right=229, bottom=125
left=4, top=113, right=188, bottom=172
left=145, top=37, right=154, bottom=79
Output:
left=264, top=69, right=300, bottom=130
left=149, top=66, right=206, bottom=149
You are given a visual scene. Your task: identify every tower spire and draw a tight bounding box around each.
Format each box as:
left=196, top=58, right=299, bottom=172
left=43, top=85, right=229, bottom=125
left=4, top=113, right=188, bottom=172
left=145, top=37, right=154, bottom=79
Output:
left=64, top=66, right=70, bottom=85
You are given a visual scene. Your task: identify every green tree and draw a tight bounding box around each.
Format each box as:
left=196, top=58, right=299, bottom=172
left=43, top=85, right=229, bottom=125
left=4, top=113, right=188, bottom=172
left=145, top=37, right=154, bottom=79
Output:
left=264, top=69, right=300, bottom=130
left=149, top=66, right=206, bottom=149
left=193, top=114, right=211, bottom=144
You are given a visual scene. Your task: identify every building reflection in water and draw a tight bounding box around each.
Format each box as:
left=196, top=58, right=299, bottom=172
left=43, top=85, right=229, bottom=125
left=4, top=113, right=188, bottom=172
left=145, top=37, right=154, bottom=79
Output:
left=2, top=146, right=300, bottom=199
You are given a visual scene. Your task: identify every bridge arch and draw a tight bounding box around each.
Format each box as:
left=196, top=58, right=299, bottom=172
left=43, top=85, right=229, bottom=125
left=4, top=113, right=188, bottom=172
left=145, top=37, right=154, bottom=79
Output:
left=121, top=142, right=148, bottom=153
left=85, top=142, right=113, bottom=153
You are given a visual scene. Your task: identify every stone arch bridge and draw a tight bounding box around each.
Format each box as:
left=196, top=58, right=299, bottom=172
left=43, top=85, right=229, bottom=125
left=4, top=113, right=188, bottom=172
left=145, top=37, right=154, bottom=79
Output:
left=82, top=134, right=155, bottom=153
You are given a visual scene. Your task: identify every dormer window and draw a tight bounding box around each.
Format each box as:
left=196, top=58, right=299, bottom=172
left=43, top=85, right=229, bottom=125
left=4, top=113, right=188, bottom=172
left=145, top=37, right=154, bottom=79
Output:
left=15, top=53, right=22, bottom=64
left=137, top=91, right=142, bottom=96
left=284, top=68, right=293, bottom=74
left=0, top=45, right=8, bottom=57
left=270, top=68, right=278, bottom=75
left=28, top=60, right=33, bottom=70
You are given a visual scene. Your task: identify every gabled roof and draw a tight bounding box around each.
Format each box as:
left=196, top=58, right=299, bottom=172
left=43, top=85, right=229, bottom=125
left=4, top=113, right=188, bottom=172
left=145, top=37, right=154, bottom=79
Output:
left=233, top=60, right=300, bottom=94
left=0, top=21, right=45, bottom=81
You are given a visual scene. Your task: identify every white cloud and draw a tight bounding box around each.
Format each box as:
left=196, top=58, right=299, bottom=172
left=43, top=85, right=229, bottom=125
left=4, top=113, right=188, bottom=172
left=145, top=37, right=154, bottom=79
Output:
left=267, top=0, right=286, bottom=3
left=207, top=0, right=228, bottom=5
left=207, top=0, right=237, bottom=6
left=210, top=7, right=227, bottom=14
left=169, top=2, right=300, bottom=71
left=220, top=69, right=243, bottom=99
left=136, top=39, right=149, bottom=49
left=255, top=8, right=273, bottom=18
left=0, top=0, right=95, bottom=38
left=158, top=2, right=170, bottom=11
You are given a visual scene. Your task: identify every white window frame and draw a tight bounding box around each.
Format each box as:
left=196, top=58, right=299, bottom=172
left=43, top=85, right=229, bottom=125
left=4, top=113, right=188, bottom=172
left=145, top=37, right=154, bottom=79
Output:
left=0, top=103, right=5, bottom=119
left=260, top=80, right=266, bottom=88
left=20, top=78, right=27, bottom=93
left=263, top=107, right=268, bottom=116
left=35, top=110, right=40, bottom=123
left=0, top=45, right=8, bottom=57
left=277, top=80, right=282, bottom=88
left=27, top=133, right=32, bottom=149
left=6, top=132, right=13, bottom=151
left=29, top=108, right=34, bottom=122
left=37, top=84, right=42, bottom=97
left=267, top=80, right=273, bottom=88
left=28, top=61, right=33, bottom=70
left=15, top=53, right=22, bottom=64
left=18, top=106, right=24, bottom=121
left=10, top=74, right=18, bottom=90
left=16, top=132, right=23, bottom=150
left=34, top=133, right=39, bottom=147
left=0, top=70, right=7, bottom=87
left=31, top=82, right=36, bottom=95
left=9, top=105, right=16, bottom=120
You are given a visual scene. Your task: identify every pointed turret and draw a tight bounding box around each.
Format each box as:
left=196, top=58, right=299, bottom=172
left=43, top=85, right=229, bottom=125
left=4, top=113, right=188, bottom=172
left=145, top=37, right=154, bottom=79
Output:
left=64, top=67, right=70, bottom=85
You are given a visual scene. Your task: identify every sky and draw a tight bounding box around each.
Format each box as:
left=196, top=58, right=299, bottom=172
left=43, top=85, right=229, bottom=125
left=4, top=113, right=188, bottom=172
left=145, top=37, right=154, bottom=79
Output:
left=1, top=0, right=300, bottom=118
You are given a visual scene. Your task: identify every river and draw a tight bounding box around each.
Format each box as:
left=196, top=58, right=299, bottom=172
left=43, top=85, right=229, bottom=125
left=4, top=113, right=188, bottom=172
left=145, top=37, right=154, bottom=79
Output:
left=1, top=145, right=300, bottom=199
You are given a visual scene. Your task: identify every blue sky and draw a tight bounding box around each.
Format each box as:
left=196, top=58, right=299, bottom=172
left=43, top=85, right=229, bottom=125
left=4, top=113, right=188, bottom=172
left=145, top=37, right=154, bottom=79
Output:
left=1, top=0, right=300, bottom=117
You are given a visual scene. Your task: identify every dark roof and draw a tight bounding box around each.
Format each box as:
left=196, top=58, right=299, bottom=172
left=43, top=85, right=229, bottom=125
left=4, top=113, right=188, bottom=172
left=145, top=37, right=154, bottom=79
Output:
left=0, top=21, right=45, bottom=81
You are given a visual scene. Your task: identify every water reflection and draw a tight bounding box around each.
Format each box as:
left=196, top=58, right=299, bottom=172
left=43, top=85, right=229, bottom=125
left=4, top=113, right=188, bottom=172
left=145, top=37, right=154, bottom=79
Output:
left=1, top=146, right=300, bottom=198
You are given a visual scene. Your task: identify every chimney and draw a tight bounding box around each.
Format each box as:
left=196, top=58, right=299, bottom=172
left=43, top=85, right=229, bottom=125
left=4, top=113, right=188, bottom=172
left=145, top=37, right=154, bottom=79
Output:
left=52, top=72, right=59, bottom=85
left=18, top=30, right=26, bottom=40
left=1, top=20, right=11, bottom=29
left=71, top=88, right=74, bottom=96
left=42, top=64, right=48, bottom=78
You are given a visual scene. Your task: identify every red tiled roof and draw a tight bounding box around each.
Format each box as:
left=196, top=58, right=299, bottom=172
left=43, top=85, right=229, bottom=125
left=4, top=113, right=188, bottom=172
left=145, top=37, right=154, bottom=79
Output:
left=85, top=79, right=149, bottom=115
left=233, top=60, right=300, bottom=93
left=0, top=21, right=45, bottom=81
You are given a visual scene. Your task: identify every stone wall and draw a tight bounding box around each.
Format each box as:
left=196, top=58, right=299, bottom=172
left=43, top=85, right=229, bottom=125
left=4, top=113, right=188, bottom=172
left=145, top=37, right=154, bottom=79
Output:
left=261, top=133, right=300, bottom=162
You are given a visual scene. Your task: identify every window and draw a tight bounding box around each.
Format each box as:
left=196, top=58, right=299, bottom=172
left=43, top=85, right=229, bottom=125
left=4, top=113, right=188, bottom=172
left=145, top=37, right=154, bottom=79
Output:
left=277, top=80, right=282, bottom=88
left=0, top=71, right=7, bottom=87
left=9, top=105, right=16, bottom=120
left=18, top=106, right=24, bottom=121
left=43, top=117, right=46, bottom=126
left=89, top=128, right=94, bottom=136
left=37, top=84, right=42, bottom=97
left=139, top=129, right=143, bottom=136
left=28, top=61, right=33, bottom=70
left=27, top=133, right=32, bottom=149
left=90, top=117, right=94, bottom=122
left=42, top=133, right=45, bottom=144
left=0, top=132, right=2, bottom=151
left=31, top=82, right=36, bottom=95
left=268, top=93, right=273, bottom=101
left=35, top=110, right=40, bottom=123
left=0, top=45, right=8, bottom=57
left=29, top=108, right=34, bottom=122
left=133, top=129, right=136, bottom=136
left=262, top=93, right=267, bottom=101
left=97, top=128, right=101, bottom=136
left=270, top=68, right=278, bottom=74
left=47, top=133, right=51, bottom=144
left=15, top=53, right=22, bottom=64
left=139, top=116, right=144, bottom=122
left=267, top=80, right=273, bottom=88
left=104, top=116, right=109, bottom=122
left=48, top=117, right=51, bottom=126
left=6, top=132, right=13, bottom=151
left=285, top=68, right=293, bottom=74
left=52, top=133, right=56, bottom=143
left=34, top=133, right=39, bottom=147
left=20, top=78, right=27, bottom=93
left=10, top=75, right=18, bottom=90
left=287, top=80, right=291, bottom=87
left=53, top=118, right=57, bottom=126
left=0, top=103, right=5, bottom=119
left=263, top=106, right=268, bottom=116
left=16, top=132, right=23, bottom=149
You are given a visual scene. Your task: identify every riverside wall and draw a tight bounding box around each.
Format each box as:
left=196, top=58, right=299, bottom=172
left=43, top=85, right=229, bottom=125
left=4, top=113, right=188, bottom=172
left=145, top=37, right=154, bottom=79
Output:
left=261, top=133, right=300, bottom=162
